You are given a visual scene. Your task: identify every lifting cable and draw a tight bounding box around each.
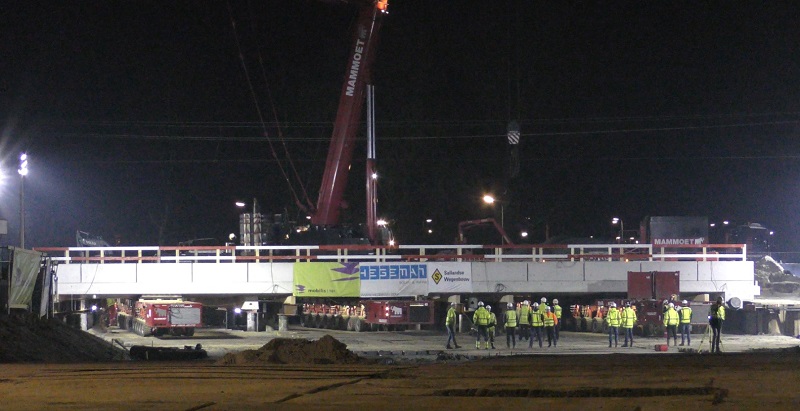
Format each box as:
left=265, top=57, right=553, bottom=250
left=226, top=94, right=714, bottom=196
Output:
left=226, top=0, right=313, bottom=212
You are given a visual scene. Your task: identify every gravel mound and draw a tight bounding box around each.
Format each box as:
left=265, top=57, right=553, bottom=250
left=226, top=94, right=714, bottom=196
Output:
left=217, top=334, right=361, bottom=365
left=0, top=314, right=125, bottom=363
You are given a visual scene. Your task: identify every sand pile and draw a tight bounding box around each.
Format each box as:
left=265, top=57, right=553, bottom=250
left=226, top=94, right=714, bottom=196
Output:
left=217, top=334, right=361, bottom=365
left=0, top=314, right=125, bottom=363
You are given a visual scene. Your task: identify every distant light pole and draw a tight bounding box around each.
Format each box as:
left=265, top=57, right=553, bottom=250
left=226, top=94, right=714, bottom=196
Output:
left=483, top=194, right=505, bottom=244
left=236, top=198, right=257, bottom=246
left=612, top=217, right=623, bottom=244
left=18, top=153, right=28, bottom=248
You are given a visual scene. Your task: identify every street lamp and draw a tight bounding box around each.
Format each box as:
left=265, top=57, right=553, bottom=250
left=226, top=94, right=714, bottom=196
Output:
left=612, top=217, right=623, bottom=244
left=18, top=153, right=28, bottom=249
left=483, top=194, right=505, bottom=244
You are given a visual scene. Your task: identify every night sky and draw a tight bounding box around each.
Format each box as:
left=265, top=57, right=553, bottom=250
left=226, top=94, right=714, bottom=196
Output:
left=2, top=1, right=800, bottom=255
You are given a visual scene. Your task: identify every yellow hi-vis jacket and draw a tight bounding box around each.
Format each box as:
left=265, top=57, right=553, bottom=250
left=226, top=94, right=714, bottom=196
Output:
left=445, top=307, right=456, bottom=326
left=553, top=304, right=562, bottom=319
left=504, top=309, right=517, bottom=327
left=621, top=307, right=637, bottom=328
left=663, top=307, right=679, bottom=326
left=606, top=308, right=621, bottom=327
left=679, top=307, right=692, bottom=324
left=530, top=310, right=544, bottom=327
left=473, top=307, right=491, bottom=326
left=517, top=305, right=531, bottom=325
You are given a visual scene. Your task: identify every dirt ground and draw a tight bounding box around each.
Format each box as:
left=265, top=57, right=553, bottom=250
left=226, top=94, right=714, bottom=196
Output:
left=1, top=315, right=800, bottom=410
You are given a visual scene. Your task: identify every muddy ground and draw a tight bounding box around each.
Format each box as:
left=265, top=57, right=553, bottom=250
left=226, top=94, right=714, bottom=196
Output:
left=1, top=315, right=799, bottom=409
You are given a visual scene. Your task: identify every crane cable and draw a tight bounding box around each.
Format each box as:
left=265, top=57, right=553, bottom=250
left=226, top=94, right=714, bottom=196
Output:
left=244, top=0, right=315, bottom=211
left=226, top=0, right=310, bottom=212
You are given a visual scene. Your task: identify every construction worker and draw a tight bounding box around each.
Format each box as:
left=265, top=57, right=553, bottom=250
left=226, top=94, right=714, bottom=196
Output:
left=538, top=297, right=548, bottom=317
left=445, top=302, right=461, bottom=349
left=529, top=302, right=544, bottom=348
left=517, top=300, right=531, bottom=342
left=503, top=302, right=517, bottom=349
left=709, top=296, right=726, bottom=353
left=663, top=302, right=679, bottom=346
left=473, top=301, right=491, bottom=349
left=606, top=302, right=621, bottom=348
left=679, top=300, right=693, bottom=346
left=621, top=301, right=637, bottom=347
left=486, top=305, right=497, bottom=349
left=543, top=305, right=558, bottom=347
left=552, top=298, right=562, bottom=343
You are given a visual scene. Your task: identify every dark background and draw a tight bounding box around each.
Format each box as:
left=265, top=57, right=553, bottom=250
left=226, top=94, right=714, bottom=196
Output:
left=1, top=1, right=799, bottom=254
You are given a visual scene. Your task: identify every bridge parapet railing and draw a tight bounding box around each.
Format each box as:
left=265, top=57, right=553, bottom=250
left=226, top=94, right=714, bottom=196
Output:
left=34, top=243, right=747, bottom=264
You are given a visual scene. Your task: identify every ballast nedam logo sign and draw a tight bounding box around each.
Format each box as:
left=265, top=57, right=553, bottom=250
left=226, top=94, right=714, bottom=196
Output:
left=360, top=264, right=427, bottom=280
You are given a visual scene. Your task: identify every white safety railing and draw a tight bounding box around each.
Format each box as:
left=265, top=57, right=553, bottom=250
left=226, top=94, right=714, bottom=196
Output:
left=34, top=243, right=747, bottom=264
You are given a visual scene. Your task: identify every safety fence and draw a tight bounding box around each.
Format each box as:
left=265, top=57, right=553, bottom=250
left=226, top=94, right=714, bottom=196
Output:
left=35, top=243, right=747, bottom=264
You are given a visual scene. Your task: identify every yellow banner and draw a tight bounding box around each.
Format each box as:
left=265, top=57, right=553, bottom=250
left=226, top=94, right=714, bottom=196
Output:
left=293, top=262, right=361, bottom=297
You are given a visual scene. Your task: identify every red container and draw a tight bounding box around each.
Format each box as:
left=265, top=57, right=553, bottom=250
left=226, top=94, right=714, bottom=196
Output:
left=655, top=344, right=669, bottom=351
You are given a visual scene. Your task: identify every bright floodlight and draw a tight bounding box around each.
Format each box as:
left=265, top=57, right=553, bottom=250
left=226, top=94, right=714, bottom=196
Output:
left=612, top=217, right=620, bottom=224
left=18, top=152, right=28, bottom=176
left=234, top=308, right=242, bottom=314
left=377, top=219, right=387, bottom=226
left=426, top=218, right=432, bottom=223
left=521, top=231, right=528, bottom=238
left=483, top=195, right=495, bottom=204
left=235, top=201, right=245, bottom=207
left=371, top=172, right=378, bottom=179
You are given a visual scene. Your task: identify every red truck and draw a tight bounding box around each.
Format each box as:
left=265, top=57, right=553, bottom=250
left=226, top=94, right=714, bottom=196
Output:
left=116, top=298, right=202, bottom=337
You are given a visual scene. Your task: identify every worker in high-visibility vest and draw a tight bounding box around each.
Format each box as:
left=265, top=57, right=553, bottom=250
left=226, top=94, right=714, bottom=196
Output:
left=621, top=301, right=637, bottom=347
left=543, top=305, right=558, bottom=347
left=517, top=300, right=531, bottom=342
left=473, top=301, right=491, bottom=349
left=503, top=302, right=517, bottom=349
left=486, top=305, right=497, bottom=349
left=679, top=300, right=693, bottom=346
left=552, top=299, right=562, bottom=343
left=663, top=302, right=680, bottom=346
left=445, top=302, right=461, bottom=349
left=709, top=296, right=726, bottom=353
left=606, top=302, right=621, bottom=348
left=529, top=302, right=544, bottom=348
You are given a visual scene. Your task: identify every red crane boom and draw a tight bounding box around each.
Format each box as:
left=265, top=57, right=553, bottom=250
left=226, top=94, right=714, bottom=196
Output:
left=311, top=1, right=388, bottom=229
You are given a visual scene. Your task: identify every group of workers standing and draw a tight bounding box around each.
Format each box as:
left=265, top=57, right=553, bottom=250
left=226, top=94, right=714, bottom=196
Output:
left=445, top=298, right=562, bottom=350
left=604, top=301, right=638, bottom=347
left=446, top=296, right=726, bottom=352
left=661, top=296, right=725, bottom=351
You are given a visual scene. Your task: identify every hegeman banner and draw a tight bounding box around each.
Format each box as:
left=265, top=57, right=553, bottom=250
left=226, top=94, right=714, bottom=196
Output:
left=293, top=262, right=360, bottom=297
left=359, top=263, right=428, bottom=297
left=427, top=262, right=472, bottom=293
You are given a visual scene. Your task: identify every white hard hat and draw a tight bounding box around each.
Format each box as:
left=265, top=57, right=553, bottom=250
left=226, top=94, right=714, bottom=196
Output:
left=682, top=300, right=688, bottom=305
left=486, top=305, right=492, bottom=310
left=533, top=302, right=539, bottom=308
left=478, top=301, right=485, bottom=307
left=451, top=302, right=456, bottom=306
left=541, top=297, right=547, bottom=303
left=553, top=299, right=559, bottom=304
left=669, top=302, right=675, bottom=308
left=545, top=306, right=551, bottom=311
left=507, top=302, right=514, bottom=309
left=524, top=300, right=529, bottom=305
left=610, top=302, right=616, bottom=307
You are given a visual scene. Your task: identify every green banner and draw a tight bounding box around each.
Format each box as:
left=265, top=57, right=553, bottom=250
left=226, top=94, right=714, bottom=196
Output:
left=293, top=262, right=360, bottom=297
left=10, top=247, right=42, bottom=310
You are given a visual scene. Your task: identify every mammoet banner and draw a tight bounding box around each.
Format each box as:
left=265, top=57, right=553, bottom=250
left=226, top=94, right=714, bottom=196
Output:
left=293, top=262, right=360, bottom=297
